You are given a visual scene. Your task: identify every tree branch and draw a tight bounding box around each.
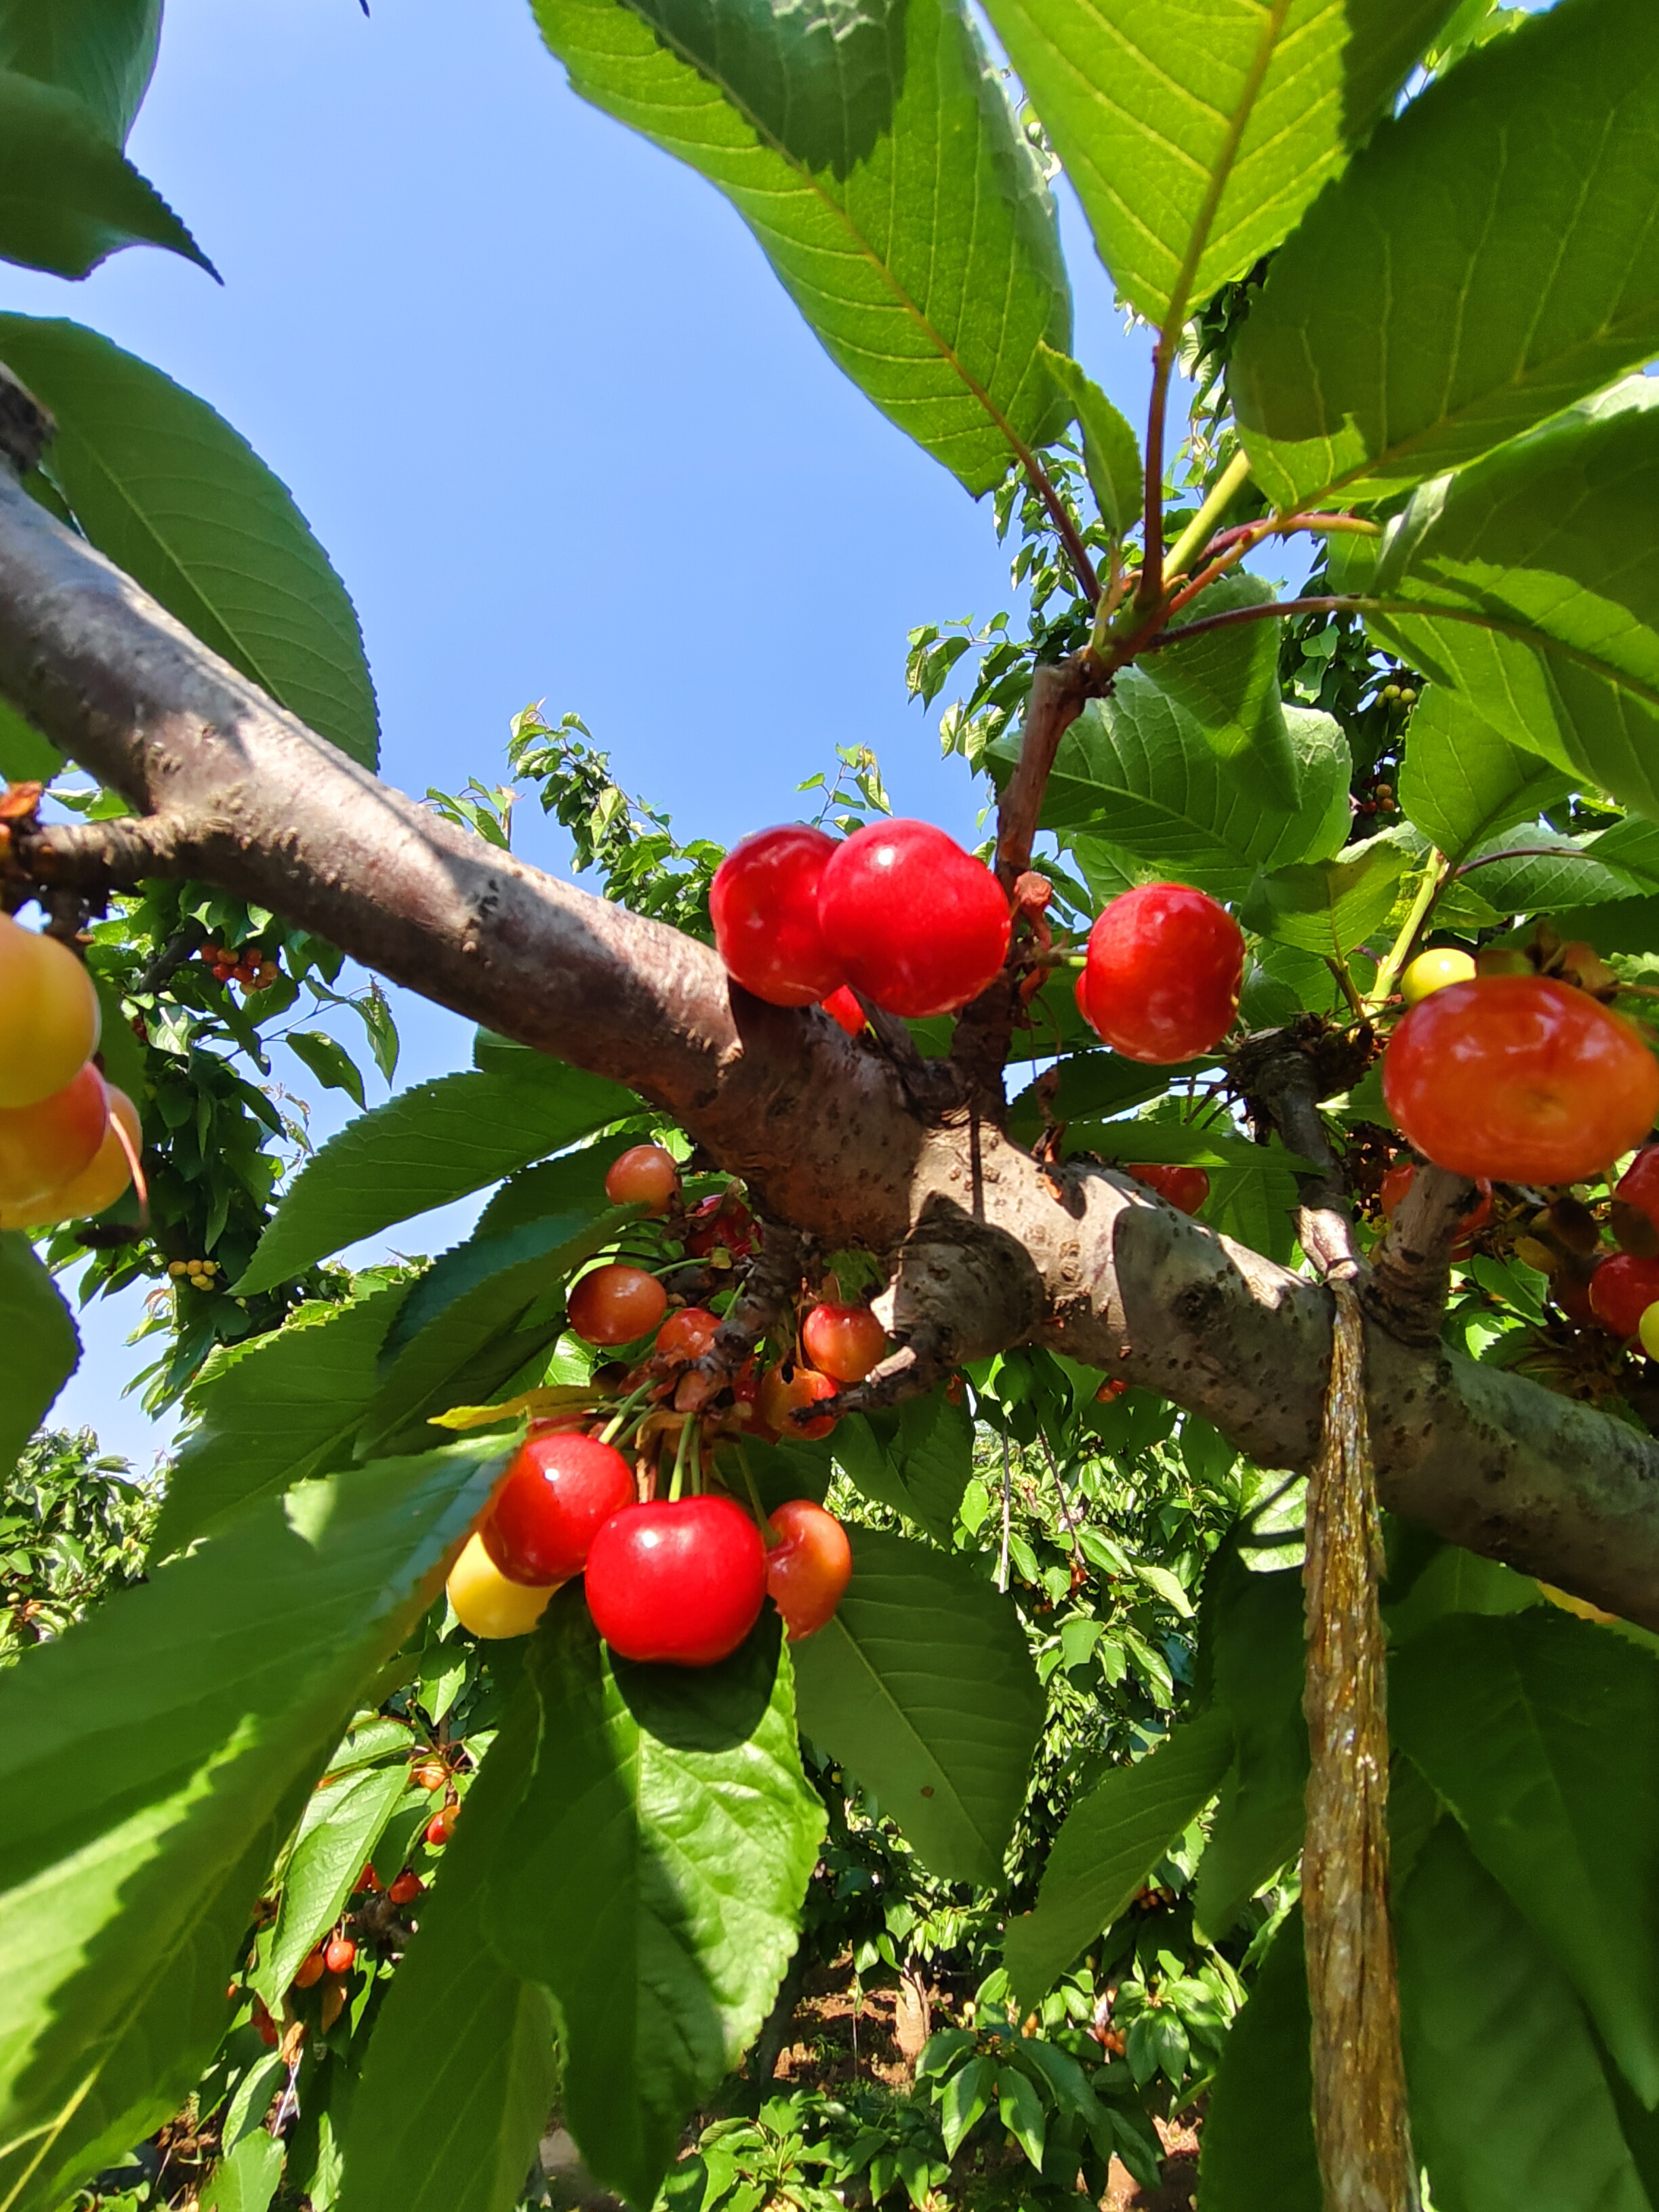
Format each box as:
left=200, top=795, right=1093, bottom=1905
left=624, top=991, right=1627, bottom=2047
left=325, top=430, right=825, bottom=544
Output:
left=2, top=469, right=1659, bottom=1624
left=1362, top=1164, right=1478, bottom=1350
left=993, top=655, right=1101, bottom=888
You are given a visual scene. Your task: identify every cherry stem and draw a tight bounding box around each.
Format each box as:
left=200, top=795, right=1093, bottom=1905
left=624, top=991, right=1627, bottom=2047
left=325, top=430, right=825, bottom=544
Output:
left=598, top=1378, right=656, bottom=1447
left=668, top=1412, right=695, bottom=1503
left=1369, top=852, right=1450, bottom=1010
left=1024, top=455, right=1100, bottom=608
left=733, top=1441, right=778, bottom=1541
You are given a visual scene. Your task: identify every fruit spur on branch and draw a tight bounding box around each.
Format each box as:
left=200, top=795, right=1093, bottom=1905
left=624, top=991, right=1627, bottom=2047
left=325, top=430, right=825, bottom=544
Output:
left=445, top=1138, right=857, bottom=1662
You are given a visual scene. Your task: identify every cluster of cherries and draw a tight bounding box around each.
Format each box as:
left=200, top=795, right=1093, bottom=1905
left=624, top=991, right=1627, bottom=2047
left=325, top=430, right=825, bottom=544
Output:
left=711, top=819, right=1248, bottom=1065
left=446, top=1142, right=860, bottom=1666
left=0, top=911, right=141, bottom=1229
left=200, top=939, right=281, bottom=993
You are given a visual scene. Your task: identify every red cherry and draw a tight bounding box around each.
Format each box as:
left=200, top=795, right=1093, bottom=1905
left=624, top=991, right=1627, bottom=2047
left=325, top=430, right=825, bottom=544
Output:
left=1589, top=1253, right=1659, bottom=1338
left=1616, top=1145, right=1659, bottom=1238
left=821, top=985, right=865, bottom=1036
left=253, top=1995, right=279, bottom=2047
left=605, top=1143, right=680, bottom=1213
left=1127, top=1162, right=1210, bottom=1215
left=684, top=1192, right=754, bottom=1260
left=293, top=1949, right=327, bottom=1990
left=425, top=1805, right=457, bottom=1847
left=711, top=825, right=845, bottom=1006
left=0, top=1061, right=107, bottom=1206
left=480, top=1427, right=636, bottom=1585
left=1555, top=1267, right=1601, bottom=1328
left=567, top=1263, right=668, bottom=1346
left=765, top=1498, right=852, bottom=1640
left=1096, top=1377, right=1128, bottom=1403
left=1377, top=1160, right=1494, bottom=1247
left=1383, top=978, right=1659, bottom=1185
left=388, top=1870, right=424, bottom=1906
left=758, top=1361, right=839, bottom=1440
left=354, top=1862, right=380, bottom=1893
left=323, top=1936, right=356, bottom=1975
left=657, top=1305, right=720, bottom=1361
left=1081, top=885, right=1244, bottom=1063
left=800, top=1302, right=887, bottom=1384
left=584, top=1496, right=767, bottom=1666
left=816, top=819, right=1011, bottom=1019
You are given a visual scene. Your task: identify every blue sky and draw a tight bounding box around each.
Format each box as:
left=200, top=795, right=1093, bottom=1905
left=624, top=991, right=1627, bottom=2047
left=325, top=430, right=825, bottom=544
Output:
left=14, top=0, right=1158, bottom=1464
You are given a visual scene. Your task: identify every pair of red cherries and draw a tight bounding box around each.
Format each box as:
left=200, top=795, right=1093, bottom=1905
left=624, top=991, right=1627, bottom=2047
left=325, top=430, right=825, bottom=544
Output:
left=712, top=821, right=1247, bottom=1065
left=479, top=1425, right=851, bottom=1666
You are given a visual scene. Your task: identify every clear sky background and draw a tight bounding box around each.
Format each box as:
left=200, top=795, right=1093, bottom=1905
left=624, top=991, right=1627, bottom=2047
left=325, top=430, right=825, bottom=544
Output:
left=12, top=0, right=1160, bottom=1464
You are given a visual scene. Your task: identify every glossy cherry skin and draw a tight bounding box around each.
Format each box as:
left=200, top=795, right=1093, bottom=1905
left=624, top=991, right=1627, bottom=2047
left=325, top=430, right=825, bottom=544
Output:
left=816, top=819, right=1011, bottom=1019
left=1383, top=977, right=1659, bottom=1186
left=567, top=1263, right=668, bottom=1346
left=323, top=1936, right=356, bottom=1975
left=821, top=985, right=865, bottom=1036
left=657, top=1305, right=720, bottom=1362
left=1377, top=1160, right=1494, bottom=1250
left=0, top=912, right=100, bottom=1108
left=584, top=1495, right=767, bottom=1666
left=1617, top=1145, right=1659, bottom=1239
left=447, top=1532, right=559, bottom=1639
left=425, top=1805, right=457, bottom=1847
left=801, top=1301, right=887, bottom=1384
left=605, top=1143, right=679, bottom=1213
left=293, top=1949, right=327, bottom=1990
left=1127, top=1162, right=1210, bottom=1215
left=758, top=1361, right=839, bottom=1440
left=412, top=1759, right=448, bottom=1793
left=711, top=825, right=845, bottom=1006
left=389, top=1870, right=424, bottom=1906
left=1399, top=947, right=1476, bottom=1005
left=0, top=1062, right=108, bottom=1206
left=1590, top=1253, right=1659, bottom=1338
left=1082, top=885, right=1244, bottom=1063
left=481, top=1427, right=636, bottom=1585
left=0, top=1084, right=139, bottom=1229
left=766, top=1498, right=853, bottom=1640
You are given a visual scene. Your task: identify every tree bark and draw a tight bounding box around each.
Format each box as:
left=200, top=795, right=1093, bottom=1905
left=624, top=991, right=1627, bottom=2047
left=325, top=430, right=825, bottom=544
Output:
left=1, top=467, right=1658, bottom=1626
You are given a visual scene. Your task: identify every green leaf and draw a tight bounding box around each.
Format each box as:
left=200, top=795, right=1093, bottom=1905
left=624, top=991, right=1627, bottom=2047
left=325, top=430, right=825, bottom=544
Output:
left=1397, top=1819, right=1649, bottom=2212
left=531, top=0, right=1070, bottom=495
left=1364, top=379, right=1659, bottom=824
left=1193, top=1564, right=1306, bottom=1944
left=996, top=2066, right=1046, bottom=2171
left=287, top=1030, right=367, bottom=1111
left=0, top=0, right=160, bottom=145
left=359, top=1212, right=623, bottom=1452
left=1241, top=830, right=1413, bottom=956
left=1397, top=684, right=1571, bottom=863
left=237, top=1063, right=636, bottom=1294
left=1002, top=1705, right=1233, bottom=2006
left=1039, top=344, right=1142, bottom=537
left=1076, top=1123, right=1314, bottom=1176
left=0, top=1231, right=77, bottom=1478
left=487, top=1599, right=823, bottom=2209
left=973, top=0, right=1457, bottom=329
left=150, top=1283, right=403, bottom=1558
left=792, top=1527, right=1043, bottom=1885
left=340, top=1687, right=559, bottom=2212
left=1196, top=1907, right=1319, bottom=2212
left=1451, top=830, right=1651, bottom=918
left=475, top=1143, right=613, bottom=1240
left=937, top=2053, right=995, bottom=2158
left=0, top=317, right=377, bottom=766
left=1145, top=576, right=1302, bottom=811
left=888, top=1388, right=975, bottom=1542
left=1024, top=679, right=1350, bottom=903
left=0, top=1437, right=512, bottom=2211
left=256, top=1762, right=409, bottom=2006
left=1236, top=0, right=1659, bottom=507
left=0, top=696, right=60, bottom=779
left=0, top=73, right=206, bottom=279
left=1391, top=1610, right=1659, bottom=2104
left=201, top=2131, right=285, bottom=2212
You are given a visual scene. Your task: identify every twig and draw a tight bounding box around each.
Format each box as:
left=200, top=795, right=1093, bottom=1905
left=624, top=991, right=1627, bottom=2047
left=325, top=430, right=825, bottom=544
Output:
left=1233, top=1027, right=1366, bottom=1284
left=994, top=656, right=1103, bottom=888
left=1143, top=594, right=1361, bottom=649
left=1024, top=455, right=1100, bottom=608
left=1037, top=1430, right=1085, bottom=1570
left=1136, top=336, right=1175, bottom=611
left=1160, top=450, right=1253, bottom=586
left=998, top=1418, right=1012, bottom=1594
left=1368, top=855, right=1448, bottom=1010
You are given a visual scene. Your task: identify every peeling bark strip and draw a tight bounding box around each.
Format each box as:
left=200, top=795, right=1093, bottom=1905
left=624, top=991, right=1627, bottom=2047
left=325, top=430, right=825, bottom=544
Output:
left=2, top=466, right=1659, bottom=1624
left=1303, top=1282, right=1416, bottom=2212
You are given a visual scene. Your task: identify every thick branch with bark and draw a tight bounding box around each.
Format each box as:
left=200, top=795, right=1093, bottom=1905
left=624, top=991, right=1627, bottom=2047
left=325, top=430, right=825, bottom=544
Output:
left=2, top=468, right=1659, bottom=1624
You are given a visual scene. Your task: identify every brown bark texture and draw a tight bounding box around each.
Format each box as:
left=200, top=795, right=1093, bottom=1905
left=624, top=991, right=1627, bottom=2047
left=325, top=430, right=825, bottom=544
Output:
left=0, top=466, right=1657, bottom=1626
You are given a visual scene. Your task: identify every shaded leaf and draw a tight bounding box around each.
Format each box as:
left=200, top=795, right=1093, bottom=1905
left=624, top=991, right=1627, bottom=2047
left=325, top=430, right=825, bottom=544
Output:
left=1197, top=1906, right=1319, bottom=2212
left=1237, top=0, right=1659, bottom=506
left=1002, top=1705, right=1233, bottom=2005
left=1193, top=1564, right=1305, bottom=1944
left=287, top=1030, right=367, bottom=1111
left=793, top=1527, right=1043, bottom=1885
left=1040, top=344, right=1141, bottom=537
left=0, top=1231, right=77, bottom=1479
left=0, top=0, right=160, bottom=145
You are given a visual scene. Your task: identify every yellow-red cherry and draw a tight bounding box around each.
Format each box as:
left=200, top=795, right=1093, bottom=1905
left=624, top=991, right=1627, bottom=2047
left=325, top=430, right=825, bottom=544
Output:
left=711, top=824, right=846, bottom=1006
left=584, top=1494, right=767, bottom=1666
left=567, top=1263, right=668, bottom=1345
left=447, top=1532, right=558, bottom=1639
left=323, top=1936, right=356, bottom=1975
left=1082, top=885, right=1244, bottom=1063
left=0, top=913, right=100, bottom=1109
left=480, top=1427, right=636, bottom=1585
left=1589, top=1253, right=1659, bottom=1338
left=425, top=1805, right=457, bottom=1847
left=293, top=1949, right=327, bottom=1990
left=1383, top=977, right=1659, bottom=1185
left=800, top=1302, right=887, bottom=1384
left=765, top=1498, right=852, bottom=1640
left=758, top=1360, right=839, bottom=1440
left=605, top=1143, right=679, bottom=1213
left=0, top=1061, right=108, bottom=1207
left=816, top=819, right=1011, bottom=1019
left=0, top=1084, right=140, bottom=1229
left=411, top=1759, right=448, bottom=1793
left=657, top=1305, right=720, bottom=1361
left=1127, top=1162, right=1210, bottom=1215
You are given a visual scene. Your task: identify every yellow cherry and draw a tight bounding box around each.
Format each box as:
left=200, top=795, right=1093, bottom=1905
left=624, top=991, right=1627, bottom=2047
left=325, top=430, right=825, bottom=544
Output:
left=0, top=914, right=100, bottom=1109
left=0, top=1086, right=140, bottom=1227
left=1639, top=1300, right=1659, bottom=1361
left=446, top=1531, right=560, bottom=1639
left=1399, top=947, right=1477, bottom=1005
